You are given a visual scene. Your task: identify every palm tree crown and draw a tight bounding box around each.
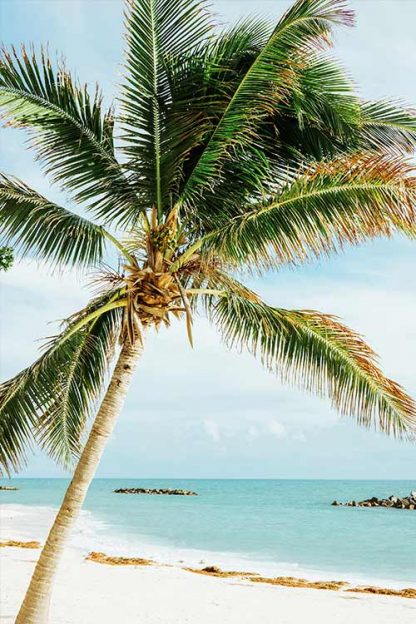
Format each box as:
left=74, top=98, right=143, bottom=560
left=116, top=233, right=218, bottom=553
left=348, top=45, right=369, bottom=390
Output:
left=1, top=0, right=416, bottom=476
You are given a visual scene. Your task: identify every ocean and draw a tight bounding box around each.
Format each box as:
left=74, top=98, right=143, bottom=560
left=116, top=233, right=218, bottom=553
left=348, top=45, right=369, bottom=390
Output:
left=1, top=478, right=415, bottom=585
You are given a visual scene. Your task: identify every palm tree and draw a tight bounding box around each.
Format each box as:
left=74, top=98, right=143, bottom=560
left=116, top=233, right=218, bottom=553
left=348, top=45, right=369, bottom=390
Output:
left=1, top=0, right=416, bottom=621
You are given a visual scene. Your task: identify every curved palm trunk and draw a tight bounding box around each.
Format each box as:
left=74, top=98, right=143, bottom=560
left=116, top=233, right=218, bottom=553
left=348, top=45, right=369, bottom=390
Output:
left=15, top=340, right=143, bottom=624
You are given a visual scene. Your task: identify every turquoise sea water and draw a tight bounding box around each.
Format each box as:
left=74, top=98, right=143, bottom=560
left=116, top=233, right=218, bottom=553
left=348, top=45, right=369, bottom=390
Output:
left=2, top=479, right=415, bottom=584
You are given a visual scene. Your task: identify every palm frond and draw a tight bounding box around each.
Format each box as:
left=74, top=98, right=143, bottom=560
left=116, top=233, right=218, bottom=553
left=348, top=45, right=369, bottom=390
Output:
left=0, top=291, right=123, bottom=475
left=0, top=46, right=138, bottom=225
left=161, top=17, right=272, bottom=204
left=202, top=153, right=416, bottom=270
left=173, top=49, right=360, bottom=227
left=120, top=0, right=213, bottom=217
left=178, top=0, right=354, bottom=207
left=359, top=100, right=416, bottom=155
left=213, top=292, right=416, bottom=437
left=274, top=54, right=361, bottom=163
left=37, top=298, right=122, bottom=466
left=0, top=173, right=106, bottom=268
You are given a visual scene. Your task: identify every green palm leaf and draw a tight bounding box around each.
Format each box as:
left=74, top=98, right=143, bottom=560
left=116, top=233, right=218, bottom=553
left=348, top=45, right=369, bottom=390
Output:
left=0, top=292, right=123, bottom=475
left=171, top=48, right=360, bottom=223
left=36, top=299, right=123, bottom=466
left=0, top=46, right=138, bottom=225
left=166, top=31, right=416, bottom=217
left=214, top=292, right=416, bottom=437
left=179, top=0, right=354, bottom=206
left=202, top=153, right=416, bottom=269
left=0, top=173, right=106, bottom=268
left=120, top=0, right=213, bottom=217
left=161, top=17, right=272, bottom=203
left=274, top=54, right=361, bottom=163
left=360, top=100, right=416, bottom=155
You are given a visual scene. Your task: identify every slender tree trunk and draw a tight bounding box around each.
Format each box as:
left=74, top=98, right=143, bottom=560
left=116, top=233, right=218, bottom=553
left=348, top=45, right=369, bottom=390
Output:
left=15, top=340, right=143, bottom=624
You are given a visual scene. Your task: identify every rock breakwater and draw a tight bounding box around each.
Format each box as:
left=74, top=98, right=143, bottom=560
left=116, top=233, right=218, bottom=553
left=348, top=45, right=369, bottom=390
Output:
left=332, top=491, right=416, bottom=510
left=114, top=487, right=197, bottom=496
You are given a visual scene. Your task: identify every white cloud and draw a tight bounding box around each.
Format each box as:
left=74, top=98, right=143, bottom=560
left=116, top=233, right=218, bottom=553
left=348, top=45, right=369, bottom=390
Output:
left=203, top=420, right=221, bottom=444
left=267, top=420, right=286, bottom=440
left=247, top=425, right=259, bottom=439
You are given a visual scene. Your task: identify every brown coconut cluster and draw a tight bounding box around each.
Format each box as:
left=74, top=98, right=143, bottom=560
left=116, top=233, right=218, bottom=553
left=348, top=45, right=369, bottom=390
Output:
left=122, top=263, right=186, bottom=342
left=118, top=208, right=216, bottom=344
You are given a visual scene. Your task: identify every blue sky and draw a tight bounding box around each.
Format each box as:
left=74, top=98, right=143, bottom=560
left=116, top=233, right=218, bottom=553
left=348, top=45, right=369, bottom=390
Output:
left=0, top=0, right=415, bottom=479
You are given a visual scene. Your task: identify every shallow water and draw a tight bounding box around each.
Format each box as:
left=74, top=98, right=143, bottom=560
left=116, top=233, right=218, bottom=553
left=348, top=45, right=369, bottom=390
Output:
left=2, top=478, right=415, bottom=584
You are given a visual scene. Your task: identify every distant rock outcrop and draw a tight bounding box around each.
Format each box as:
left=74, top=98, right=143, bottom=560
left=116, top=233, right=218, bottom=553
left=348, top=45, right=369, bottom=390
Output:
left=331, top=491, right=416, bottom=510
left=114, top=487, right=197, bottom=496
left=0, top=486, right=18, bottom=491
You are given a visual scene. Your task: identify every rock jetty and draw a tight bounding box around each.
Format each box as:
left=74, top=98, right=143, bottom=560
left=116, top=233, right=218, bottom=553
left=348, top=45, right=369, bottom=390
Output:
left=0, top=486, right=18, bottom=491
left=114, top=487, right=197, bottom=496
left=332, top=491, right=416, bottom=510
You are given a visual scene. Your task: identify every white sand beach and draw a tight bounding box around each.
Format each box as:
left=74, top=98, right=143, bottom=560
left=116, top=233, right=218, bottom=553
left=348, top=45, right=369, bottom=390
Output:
left=1, top=505, right=415, bottom=624
left=1, top=547, right=416, bottom=624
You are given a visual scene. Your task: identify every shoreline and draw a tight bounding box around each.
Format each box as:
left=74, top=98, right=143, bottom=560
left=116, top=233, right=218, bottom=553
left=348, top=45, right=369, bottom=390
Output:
left=1, top=544, right=415, bottom=624
left=1, top=504, right=416, bottom=623
left=2, top=541, right=415, bottom=600
left=1, top=502, right=414, bottom=589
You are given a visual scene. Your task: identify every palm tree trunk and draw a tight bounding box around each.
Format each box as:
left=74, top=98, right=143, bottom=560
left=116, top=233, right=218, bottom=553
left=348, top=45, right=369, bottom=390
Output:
left=15, top=340, right=143, bottom=624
